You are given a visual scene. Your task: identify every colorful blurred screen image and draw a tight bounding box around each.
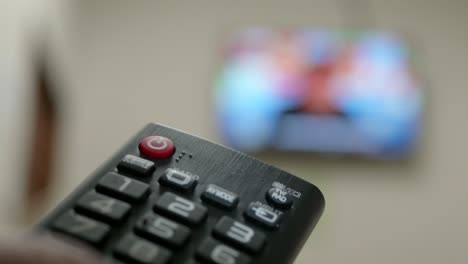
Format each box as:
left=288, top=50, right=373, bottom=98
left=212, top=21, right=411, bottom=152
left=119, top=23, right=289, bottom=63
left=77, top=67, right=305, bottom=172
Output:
left=215, top=29, right=423, bottom=158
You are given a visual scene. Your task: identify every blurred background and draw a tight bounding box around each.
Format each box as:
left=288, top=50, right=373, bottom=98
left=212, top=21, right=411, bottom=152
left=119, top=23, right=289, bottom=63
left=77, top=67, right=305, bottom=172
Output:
left=1, top=0, right=467, bottom=263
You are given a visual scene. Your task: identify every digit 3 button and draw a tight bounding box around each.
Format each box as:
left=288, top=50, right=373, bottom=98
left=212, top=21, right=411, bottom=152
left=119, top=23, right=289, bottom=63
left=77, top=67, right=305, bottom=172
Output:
left=139, top=136, right=175, bottom=159
left=266, top=188, right=293, bottom=210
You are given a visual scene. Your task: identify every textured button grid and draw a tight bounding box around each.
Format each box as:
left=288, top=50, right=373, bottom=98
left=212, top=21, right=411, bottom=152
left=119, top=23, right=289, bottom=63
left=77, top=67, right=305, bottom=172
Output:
left=43, top=130, right=311, bottom=264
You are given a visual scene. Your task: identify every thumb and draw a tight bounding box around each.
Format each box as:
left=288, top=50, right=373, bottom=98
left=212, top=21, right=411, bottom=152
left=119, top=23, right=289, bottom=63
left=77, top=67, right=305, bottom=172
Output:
left=0, top=235, right=101, bottom=264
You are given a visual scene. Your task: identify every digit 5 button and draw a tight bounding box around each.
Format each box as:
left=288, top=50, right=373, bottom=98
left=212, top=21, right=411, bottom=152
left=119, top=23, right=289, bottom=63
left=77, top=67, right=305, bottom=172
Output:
left=139, top=136, right=175, bottom=159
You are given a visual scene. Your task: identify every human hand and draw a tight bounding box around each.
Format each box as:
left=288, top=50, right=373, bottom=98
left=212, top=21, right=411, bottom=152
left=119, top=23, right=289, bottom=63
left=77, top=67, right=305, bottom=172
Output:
left=0, top=235, right=101, bottom=264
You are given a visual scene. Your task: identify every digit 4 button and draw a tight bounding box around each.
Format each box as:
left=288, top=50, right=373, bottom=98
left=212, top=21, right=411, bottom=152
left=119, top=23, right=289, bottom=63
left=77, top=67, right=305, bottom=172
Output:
left=75, top=192, right=131, bottom=223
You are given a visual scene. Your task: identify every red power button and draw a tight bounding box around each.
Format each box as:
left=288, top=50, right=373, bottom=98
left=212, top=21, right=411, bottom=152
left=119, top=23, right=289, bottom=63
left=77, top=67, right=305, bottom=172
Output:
left=139, top=136, right=175, bottom=159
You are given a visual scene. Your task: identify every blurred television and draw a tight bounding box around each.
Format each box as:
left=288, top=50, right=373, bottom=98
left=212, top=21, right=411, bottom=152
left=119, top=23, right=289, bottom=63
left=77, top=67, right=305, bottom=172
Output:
left=215, top=29, right=423, bottom=158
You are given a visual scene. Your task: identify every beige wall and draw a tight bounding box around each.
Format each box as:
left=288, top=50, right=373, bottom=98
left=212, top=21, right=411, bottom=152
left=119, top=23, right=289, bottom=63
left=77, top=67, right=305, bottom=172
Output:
left=32, top=0, right=468, bottom=263
left=0, top=0, right=53, bottom=230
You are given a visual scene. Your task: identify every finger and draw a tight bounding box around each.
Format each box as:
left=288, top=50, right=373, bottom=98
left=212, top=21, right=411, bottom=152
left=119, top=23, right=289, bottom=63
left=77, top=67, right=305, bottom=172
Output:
left=0, top=235, right=101, bottom=264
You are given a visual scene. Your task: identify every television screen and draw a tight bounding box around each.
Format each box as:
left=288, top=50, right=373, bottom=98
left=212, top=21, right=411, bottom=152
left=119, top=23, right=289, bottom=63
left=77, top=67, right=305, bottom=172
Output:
left=215, top=29, right=423, bottom=158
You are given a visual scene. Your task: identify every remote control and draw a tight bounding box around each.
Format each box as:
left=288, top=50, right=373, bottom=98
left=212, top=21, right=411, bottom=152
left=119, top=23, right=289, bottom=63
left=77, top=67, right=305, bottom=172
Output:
left=36, top=123, right=325, bottom=264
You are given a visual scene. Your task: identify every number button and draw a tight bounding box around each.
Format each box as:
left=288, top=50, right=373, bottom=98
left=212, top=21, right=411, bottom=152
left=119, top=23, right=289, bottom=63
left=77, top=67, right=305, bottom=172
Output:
left=213, top=216, right=265, bottom=253
left=52, top=211, right=110, bottom=245
left=75, top=192, right=131, bottom=223
left=117, top=154, right=155, bottom=176
left=196, top=238, right=251, bottom=264
left=135, top=213, right=191, bottom=248
left=154, top=192, right=207, bottom=226
left=245, top=203, right=281, bottom=230
left=114, top=234, right=172, bottom=264
left=159, top=169, right=197, bottom=192
left=97, top=172, right=150, bottom=203
left=266, top=188, right=294, bottom=209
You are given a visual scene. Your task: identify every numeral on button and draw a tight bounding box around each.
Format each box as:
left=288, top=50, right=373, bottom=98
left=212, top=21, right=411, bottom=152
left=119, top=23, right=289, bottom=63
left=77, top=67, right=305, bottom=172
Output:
left=228, top=222, right=254, bottom=243
left=135, top=213, right=191, bottom=247
left=168, top=196, right=195, bottom=217
left=154, top=192, right=207, bottom=226
left=159, top=169, right=198, bottom=192
left=52, top=211, right=110, bottom=245
left=213, top=216, right=265, bottom=253
left=196, top=238, right=251, bottom=264
left=114, top=234, right=171, bottom=264
left=75, top=192, right=131, bottom=223
left=97, top=172, right=150, bottom=203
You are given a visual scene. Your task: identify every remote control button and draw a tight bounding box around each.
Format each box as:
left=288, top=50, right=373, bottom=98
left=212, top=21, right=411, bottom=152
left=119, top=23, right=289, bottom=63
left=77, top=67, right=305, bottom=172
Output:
left=266, top=187, right=294, bottom=210
left=213, top=216, right=265, bottom=253
left=245, top=203, right=281, bottom=230
left=75, top=192, right=131, bottom=223
left=52, top=211, right=110, bottom=245
left=117, top=154, right=155, bottom=176
left=114, top=234, right=172, bottom=264
left=159, top=169, right=197, bottom=192
left=201, top=184, right=239, bottom=210
left=154, top=192, right=207, bottom=226
left=139, top=136, right=175, bottom=159
left=196, top=238, right=251, bottom=264
left=135, top=213, right=191, bottom=248
left=97, top=172, right=150, bottom=203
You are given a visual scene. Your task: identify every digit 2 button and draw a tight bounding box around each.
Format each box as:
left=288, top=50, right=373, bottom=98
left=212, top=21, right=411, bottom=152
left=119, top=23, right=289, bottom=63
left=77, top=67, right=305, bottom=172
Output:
left=154, top=192, right=207, bottom=226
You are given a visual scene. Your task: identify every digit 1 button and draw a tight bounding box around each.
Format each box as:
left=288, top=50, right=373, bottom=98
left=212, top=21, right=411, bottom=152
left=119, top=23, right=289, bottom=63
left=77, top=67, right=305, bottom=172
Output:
left=196, top=238, right=251, bottom=264
left=266, top=187, right=294, bottom=209
left=245, top=203, right=281, bottom=230
left=96, top=172, right=150, bottom=203
left=139, top=136, right=175, bottom=159
left=135, top=213, right=191, bottom=248
left=114, top=234, right=172, bottom=264
left=213, top=216, right=265, bottom=253
left=52, top=211, right=110, bottom=246
left=75, top=192, right=131, bottom=223
left=154, top=192, right=207, bottom=226
left=159, top=169, right=197, bottom=192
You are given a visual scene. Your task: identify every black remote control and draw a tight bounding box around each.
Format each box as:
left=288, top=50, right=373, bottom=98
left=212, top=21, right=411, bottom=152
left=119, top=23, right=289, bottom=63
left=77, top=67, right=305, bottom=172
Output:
left=36, top=123, right=324, bottom=264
